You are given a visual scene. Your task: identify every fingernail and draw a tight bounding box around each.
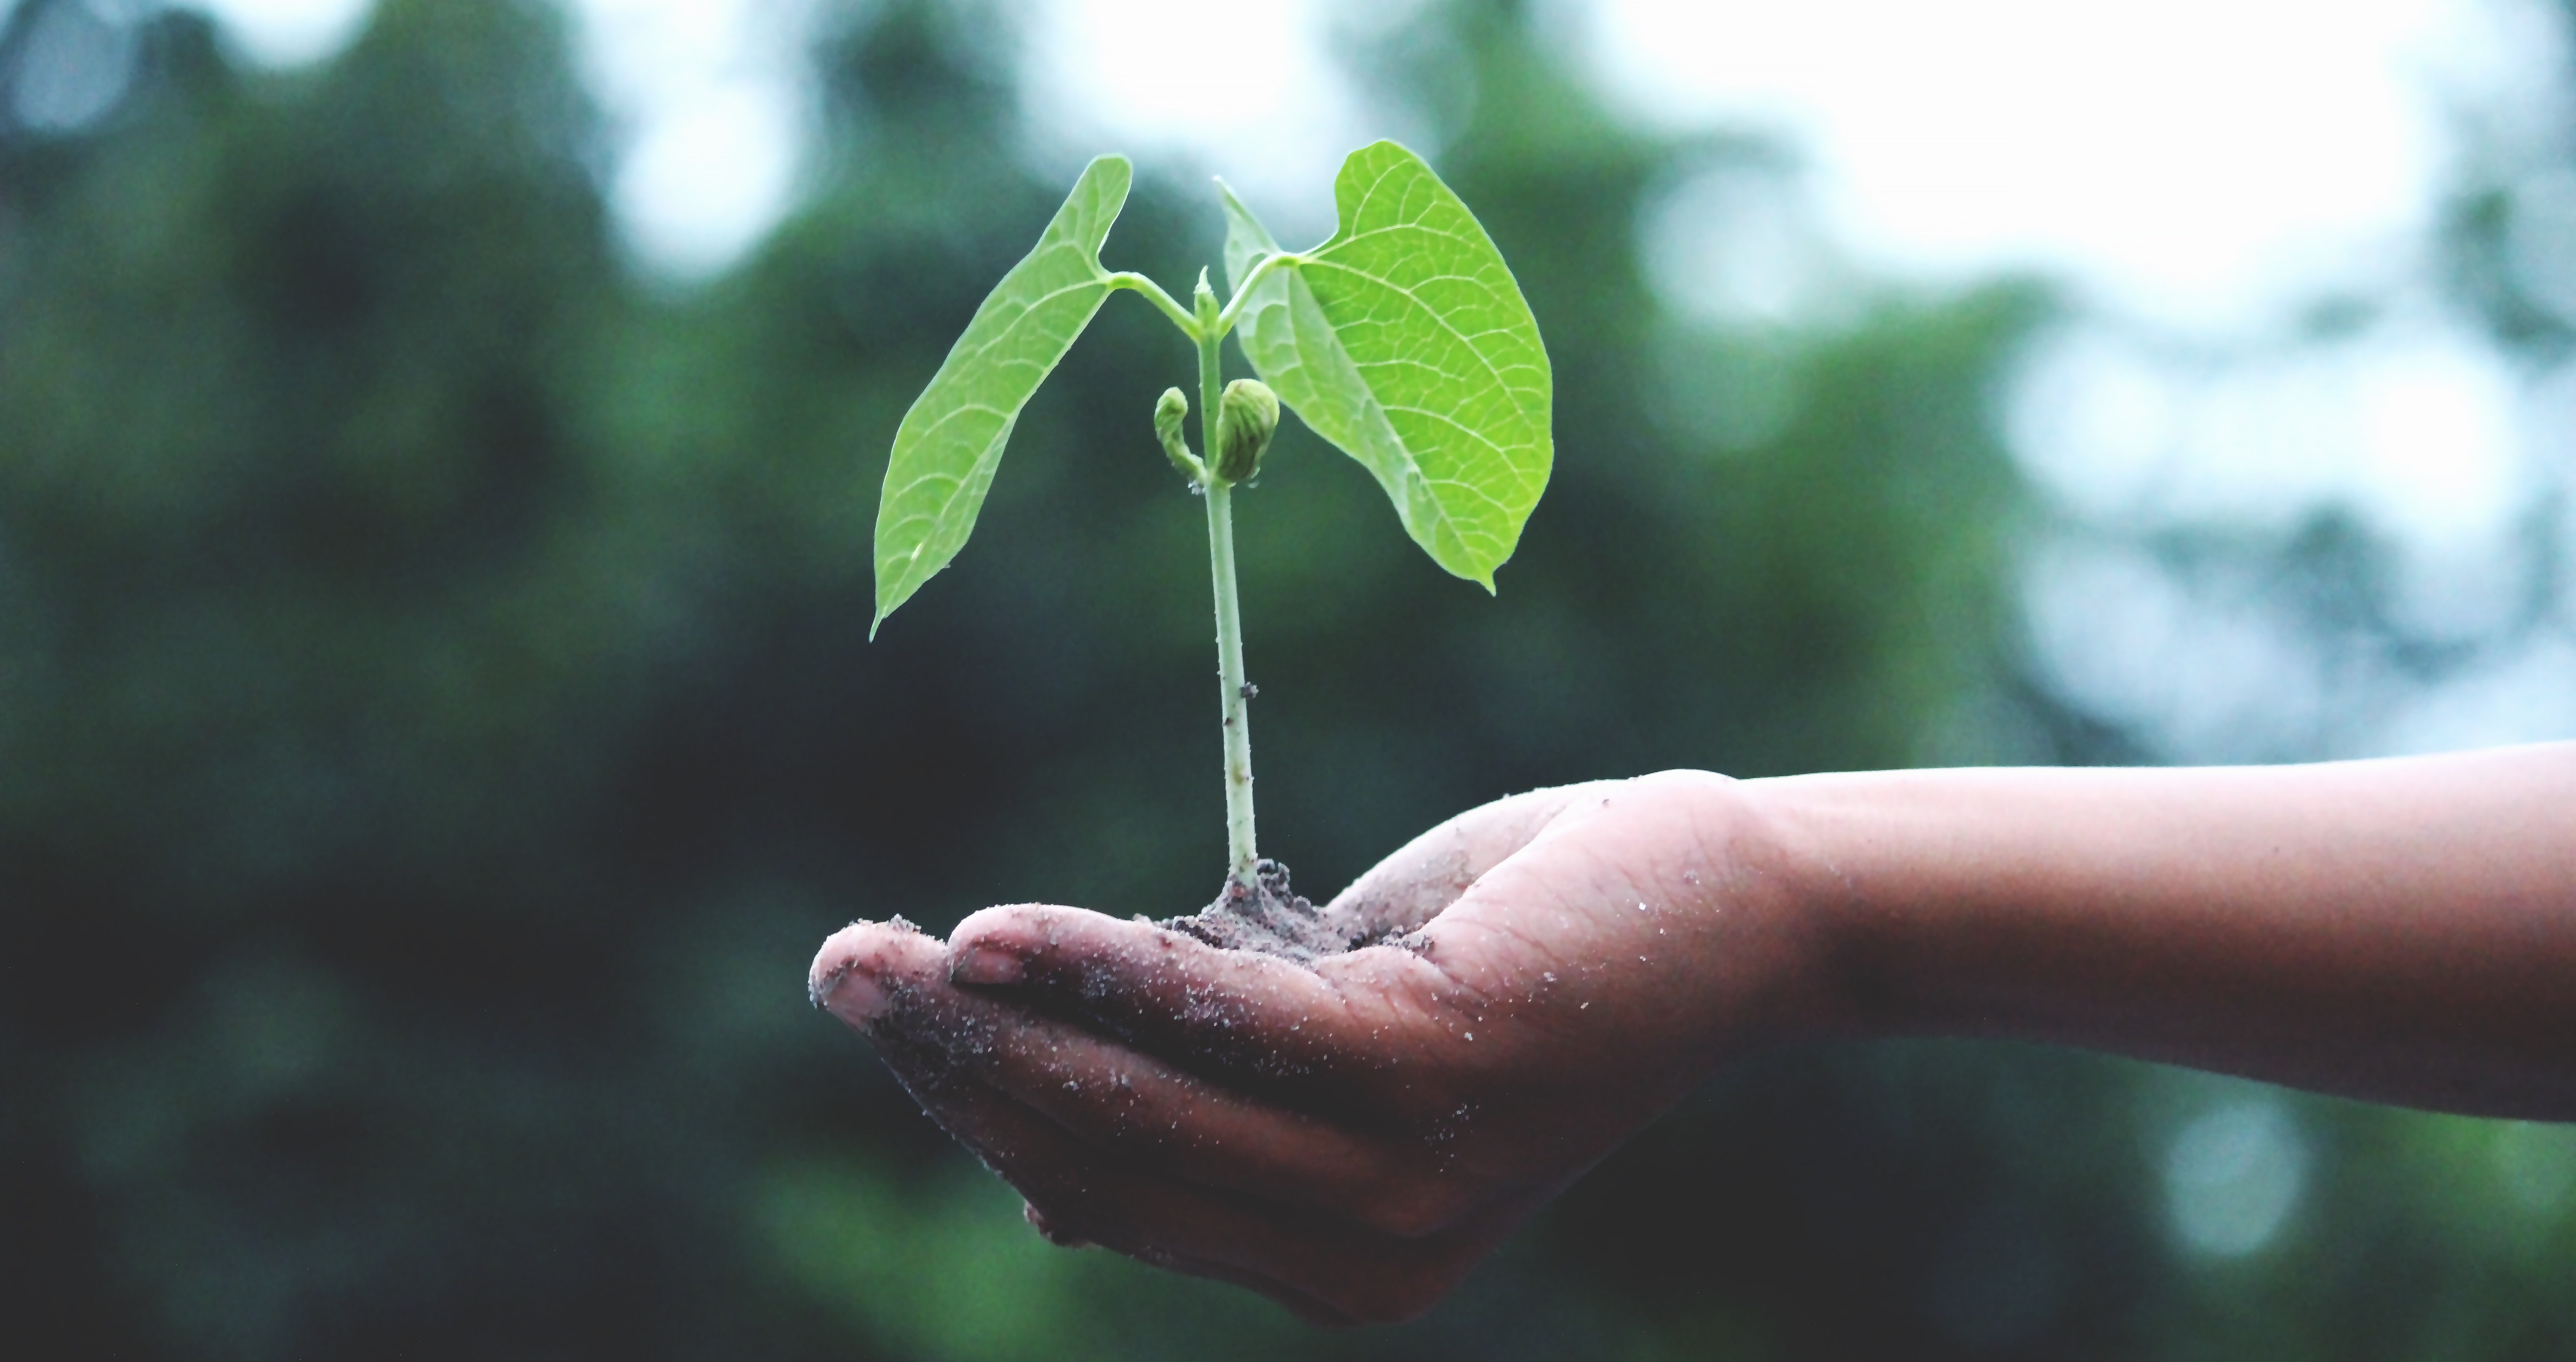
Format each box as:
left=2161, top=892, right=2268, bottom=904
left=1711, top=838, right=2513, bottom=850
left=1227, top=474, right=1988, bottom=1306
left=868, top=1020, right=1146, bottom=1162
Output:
left=950, top=944, right=1025, bottom=987
left=812, top=961, right=890, bottom=1022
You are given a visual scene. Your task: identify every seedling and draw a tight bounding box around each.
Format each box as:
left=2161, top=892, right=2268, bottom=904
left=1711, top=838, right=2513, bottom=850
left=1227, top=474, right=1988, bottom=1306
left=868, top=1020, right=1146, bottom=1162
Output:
left=872, top=142, right=1551, bottom=913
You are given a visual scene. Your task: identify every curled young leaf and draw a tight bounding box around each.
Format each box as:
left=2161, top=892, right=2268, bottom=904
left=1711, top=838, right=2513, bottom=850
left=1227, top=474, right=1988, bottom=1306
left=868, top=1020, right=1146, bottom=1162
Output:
left=1212, top=378, right=1279, bottom=484
left=1153, top=387, right=1201, bottom=481
left=871, top=155, right=1132, bottom=636
left=1223, top=142, right=1552, bottom=590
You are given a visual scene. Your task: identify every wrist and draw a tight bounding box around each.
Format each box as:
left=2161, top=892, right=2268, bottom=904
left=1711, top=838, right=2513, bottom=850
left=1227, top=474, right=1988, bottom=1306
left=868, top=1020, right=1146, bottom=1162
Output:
left=1620, top=770, right=1864, bottom=1055
left=1731, top=771, right=1914, bottom=1043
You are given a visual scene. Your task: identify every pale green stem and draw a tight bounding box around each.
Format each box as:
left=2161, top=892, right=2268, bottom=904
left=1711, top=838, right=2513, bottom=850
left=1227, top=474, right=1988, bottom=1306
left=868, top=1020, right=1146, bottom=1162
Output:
left=1211, top=251, right=1302, bottom=334
left=1205, top=483, right=1257, bottom=884
left=1196, top=281, right=1258, bottom=882
left=1107, top=272, right=1200, bottom=337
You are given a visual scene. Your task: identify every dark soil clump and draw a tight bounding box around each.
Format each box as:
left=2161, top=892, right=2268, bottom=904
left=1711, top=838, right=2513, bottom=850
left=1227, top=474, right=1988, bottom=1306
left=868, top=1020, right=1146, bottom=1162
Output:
left=1161, top=859, right=1369, bottom=963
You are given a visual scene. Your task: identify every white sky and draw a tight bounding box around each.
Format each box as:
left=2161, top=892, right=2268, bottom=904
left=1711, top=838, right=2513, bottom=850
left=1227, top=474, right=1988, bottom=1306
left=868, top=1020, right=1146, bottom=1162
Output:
left=186, top=0, right=368, bottom=65
left=1578, top=0, right=2562, bottom=325
left=560, top=0, right=813, bottom=278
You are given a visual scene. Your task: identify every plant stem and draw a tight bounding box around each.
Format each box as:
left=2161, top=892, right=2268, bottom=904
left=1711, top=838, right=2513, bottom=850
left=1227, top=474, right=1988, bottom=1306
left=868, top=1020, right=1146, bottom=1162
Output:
left=1197, top=283, right=1258, bottom=883
left=1107, top=272, right=1200, bottom=337
left=1211, top=251, right=1301, bottom=333
left=1206, top=483, right=1257, bottom=882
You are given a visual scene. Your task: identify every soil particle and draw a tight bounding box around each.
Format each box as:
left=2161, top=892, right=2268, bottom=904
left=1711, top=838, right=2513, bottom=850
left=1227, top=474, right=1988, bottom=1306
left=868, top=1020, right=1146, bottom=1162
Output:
left=1159, top=859, right=1392, bottom=963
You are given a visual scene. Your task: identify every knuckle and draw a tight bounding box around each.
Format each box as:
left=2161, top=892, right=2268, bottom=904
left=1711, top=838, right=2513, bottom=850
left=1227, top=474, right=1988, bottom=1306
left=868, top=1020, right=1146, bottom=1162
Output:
left=952, top=904, right=1052, bottom=958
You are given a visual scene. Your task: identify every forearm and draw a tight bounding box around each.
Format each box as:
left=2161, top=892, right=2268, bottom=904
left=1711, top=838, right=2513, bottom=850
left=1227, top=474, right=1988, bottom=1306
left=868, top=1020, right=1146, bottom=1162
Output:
left=1751, top=745, right=2576, bottom=1119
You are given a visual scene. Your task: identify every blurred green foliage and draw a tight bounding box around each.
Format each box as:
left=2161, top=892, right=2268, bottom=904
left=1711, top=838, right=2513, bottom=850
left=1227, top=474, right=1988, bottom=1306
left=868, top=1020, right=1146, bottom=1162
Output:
left=0, top=0, right=2570, bottom=1358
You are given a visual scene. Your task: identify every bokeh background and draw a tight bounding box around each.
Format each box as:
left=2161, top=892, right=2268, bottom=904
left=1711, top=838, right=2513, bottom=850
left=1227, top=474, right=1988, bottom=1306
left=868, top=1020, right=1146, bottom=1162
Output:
left=5, top=0, right=2575, bottom=1356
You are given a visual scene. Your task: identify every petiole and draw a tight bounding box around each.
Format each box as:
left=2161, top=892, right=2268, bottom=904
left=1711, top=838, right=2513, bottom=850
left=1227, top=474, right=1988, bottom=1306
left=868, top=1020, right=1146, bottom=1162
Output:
left=1106, top=271, right=1200, bottom=337
left=1212, top=252, right=1303, bottom=335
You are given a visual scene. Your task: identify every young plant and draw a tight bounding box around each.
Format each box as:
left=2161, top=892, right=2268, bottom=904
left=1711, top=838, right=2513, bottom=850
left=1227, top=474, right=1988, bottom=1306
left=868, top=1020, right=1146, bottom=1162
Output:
left=871, top=142, right=1551, bottom=898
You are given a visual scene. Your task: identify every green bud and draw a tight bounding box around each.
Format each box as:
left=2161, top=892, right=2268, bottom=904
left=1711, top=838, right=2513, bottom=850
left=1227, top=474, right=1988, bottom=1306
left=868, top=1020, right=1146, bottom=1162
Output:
left=1212, top=378, right=1279, bottom=484
left=1152, top=386, right=1200, bottom=480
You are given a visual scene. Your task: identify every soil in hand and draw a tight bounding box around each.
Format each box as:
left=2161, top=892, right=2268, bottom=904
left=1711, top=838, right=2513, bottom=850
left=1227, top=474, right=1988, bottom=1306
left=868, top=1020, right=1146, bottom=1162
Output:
left=1160, top=859, right=1403, bottom=963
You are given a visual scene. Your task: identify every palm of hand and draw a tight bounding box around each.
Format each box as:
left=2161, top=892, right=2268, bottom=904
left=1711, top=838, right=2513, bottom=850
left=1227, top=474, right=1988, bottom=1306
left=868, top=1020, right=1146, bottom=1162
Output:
left=808, top=772, right=1816, bottom=1324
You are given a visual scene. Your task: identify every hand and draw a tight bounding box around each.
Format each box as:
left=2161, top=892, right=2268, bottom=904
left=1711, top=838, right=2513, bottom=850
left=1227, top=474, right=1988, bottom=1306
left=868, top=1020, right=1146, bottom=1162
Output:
left=807, top=771, right=1840, bottom=1324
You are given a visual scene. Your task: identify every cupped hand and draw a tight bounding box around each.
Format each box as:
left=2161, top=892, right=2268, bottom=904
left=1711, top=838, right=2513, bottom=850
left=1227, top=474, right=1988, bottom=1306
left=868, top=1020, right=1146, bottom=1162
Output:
left=806, top=771, right=1841, bottom=1324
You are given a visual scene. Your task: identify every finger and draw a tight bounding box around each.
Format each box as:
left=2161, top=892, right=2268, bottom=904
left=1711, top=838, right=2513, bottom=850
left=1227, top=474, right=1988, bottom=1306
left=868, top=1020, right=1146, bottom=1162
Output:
left=817, top=924, right=1520, bottom=1318
left=809, top=917, right=947, bottom=1034
left=953, top=993, right=1485, bottom=1236
left=878, top=1056, right=1361, bottom=1321
left=827, top=915, right=1475, bottom=1232
left=903, top=1061, right=1494, bottom=1325
left=1322, top=780, right=1623, bottom=938
left=1024, top=1200, right=1088, bottom=1248
left=946, top=904, right=1439, bottom=1087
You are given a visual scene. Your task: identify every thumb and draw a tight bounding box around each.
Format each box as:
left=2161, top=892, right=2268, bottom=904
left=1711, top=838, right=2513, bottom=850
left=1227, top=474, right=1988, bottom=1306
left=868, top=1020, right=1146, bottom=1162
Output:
left=1324, top=781, right=1622, bottom=939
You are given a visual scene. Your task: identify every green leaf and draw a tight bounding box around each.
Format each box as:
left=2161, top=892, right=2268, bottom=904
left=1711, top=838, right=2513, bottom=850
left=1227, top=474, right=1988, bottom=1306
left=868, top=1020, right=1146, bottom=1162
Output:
left=871, top=155, right=1132, bottom=635
left=1223, top=142, right=1552, bottom=589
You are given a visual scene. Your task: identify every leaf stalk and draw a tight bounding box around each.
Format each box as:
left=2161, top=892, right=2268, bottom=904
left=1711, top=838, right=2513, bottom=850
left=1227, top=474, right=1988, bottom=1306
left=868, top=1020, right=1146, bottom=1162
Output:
left=1211, top=251, right=1302, bottom=333
left=1107, top=271, right=1200, bottom=337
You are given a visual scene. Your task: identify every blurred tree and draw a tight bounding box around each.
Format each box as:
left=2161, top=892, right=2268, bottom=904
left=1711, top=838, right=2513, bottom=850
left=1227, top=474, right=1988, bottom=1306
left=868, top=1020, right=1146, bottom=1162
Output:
left=0, top=1, right=794, bottom=1356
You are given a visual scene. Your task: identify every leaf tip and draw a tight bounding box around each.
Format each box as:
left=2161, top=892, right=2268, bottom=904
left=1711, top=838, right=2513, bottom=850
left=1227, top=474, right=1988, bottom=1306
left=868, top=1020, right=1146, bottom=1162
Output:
left=1079, top=154, right=1134, bottom=216
left=1344, top=138, right=1424, bottom=171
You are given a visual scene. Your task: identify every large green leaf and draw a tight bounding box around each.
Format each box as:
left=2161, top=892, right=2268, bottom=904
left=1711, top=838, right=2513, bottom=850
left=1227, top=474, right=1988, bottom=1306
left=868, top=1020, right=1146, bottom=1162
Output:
left=1223, top=142, right=1552, bottom=589
left=872, top=155, right=1131, bottom=635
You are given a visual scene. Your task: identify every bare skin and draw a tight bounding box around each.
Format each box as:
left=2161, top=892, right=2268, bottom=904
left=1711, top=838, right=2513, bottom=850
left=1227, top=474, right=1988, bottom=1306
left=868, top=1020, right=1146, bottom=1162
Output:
left=807, top=744, right=2576, bottom=1324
